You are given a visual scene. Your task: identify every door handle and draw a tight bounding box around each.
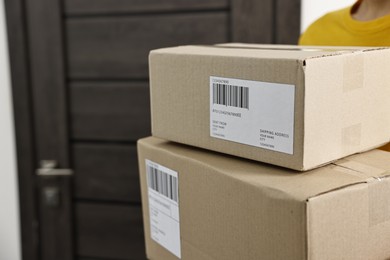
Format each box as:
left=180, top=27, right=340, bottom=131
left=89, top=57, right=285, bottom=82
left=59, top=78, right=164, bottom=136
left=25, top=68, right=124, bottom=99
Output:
left=36, top=160, right=74, bottom=259
left=36, top=160, right=73, bottom=176
left=36, top=160, right=73, bottom=208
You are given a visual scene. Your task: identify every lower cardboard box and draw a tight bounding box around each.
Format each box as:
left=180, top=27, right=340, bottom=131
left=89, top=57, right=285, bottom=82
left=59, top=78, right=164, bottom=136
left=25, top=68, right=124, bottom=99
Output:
left=138, top=136, right=390, bottom=260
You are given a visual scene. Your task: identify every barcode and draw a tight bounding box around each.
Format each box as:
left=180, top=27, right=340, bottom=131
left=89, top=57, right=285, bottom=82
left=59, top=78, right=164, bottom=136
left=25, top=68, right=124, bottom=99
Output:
left=147, top=164, right=178, bottom=203
left=213, top=83, right=249, bottom=109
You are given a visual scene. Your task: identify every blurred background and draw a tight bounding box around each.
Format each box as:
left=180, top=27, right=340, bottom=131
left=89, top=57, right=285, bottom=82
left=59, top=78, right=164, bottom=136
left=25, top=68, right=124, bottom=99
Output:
left=1, top=0, right=354, bottom=259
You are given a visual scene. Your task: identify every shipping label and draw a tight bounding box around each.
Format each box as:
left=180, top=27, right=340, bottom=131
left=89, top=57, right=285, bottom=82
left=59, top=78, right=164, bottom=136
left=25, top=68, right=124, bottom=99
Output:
left=146, top=160, right=181, bottom=258
left=210, top=76, right=295, bottom=154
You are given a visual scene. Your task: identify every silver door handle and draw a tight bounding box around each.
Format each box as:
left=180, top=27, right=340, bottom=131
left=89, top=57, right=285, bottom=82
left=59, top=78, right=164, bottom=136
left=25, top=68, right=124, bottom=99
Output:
left=36, top=160, right=73, bottom=208
left=36, top=160, right=73, bottom=176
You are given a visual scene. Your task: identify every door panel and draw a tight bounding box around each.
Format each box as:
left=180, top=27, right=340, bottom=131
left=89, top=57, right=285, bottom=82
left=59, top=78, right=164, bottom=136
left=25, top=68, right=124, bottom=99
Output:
left=38, top=173, right=74, bottom=260
left=231, top=0, right=273, bottom=43
left=6, top=0, right=301, bottom=259
left=66, top=12, right=229, bottom=79
left=76, top=203, right=145, bottom=260
left=73, top=144, right=141, bottom=202
left=70, top=81, right=150, bottom=141
left=275, top=0, right=301, bottom=44
left=24, top=0, right=74, bottom=259
left=64, top=0, right=229, bottom=15
left=26, top=0, right=69, bottom=165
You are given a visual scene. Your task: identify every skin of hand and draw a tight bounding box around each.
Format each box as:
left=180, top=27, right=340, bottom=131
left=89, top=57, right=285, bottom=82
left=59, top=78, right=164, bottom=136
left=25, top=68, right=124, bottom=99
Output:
left=353, top=0, right=390, bottom=21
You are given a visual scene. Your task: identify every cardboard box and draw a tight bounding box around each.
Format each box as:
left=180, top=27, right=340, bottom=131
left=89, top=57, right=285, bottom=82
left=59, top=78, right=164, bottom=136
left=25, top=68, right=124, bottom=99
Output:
left=138, top=136, right=390, bottom=260
left=149, top=44, right=390, bottom=170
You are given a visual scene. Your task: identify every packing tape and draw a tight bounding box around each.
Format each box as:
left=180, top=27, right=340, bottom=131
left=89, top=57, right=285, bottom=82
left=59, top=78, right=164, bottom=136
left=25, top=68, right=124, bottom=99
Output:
left=334, top=159, right=387, bottom=177
left=343, top=54, right=365, bottom=92
left=369, top=176, right=390, bottom=226
left=198, top=44, right=361, bottom=52
left=334, top=159, right=390, bottom=226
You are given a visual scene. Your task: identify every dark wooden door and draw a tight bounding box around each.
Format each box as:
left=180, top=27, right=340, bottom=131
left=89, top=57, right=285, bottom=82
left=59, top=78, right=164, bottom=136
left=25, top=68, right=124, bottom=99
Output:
left=5, top=0, right=301, bottom=259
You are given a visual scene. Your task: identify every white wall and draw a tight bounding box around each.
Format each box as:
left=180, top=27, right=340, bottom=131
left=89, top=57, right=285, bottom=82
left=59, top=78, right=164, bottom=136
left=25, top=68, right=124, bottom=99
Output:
left=0, top=0, right=22, bottom=259
left=301, top=0, right=356, bottom=33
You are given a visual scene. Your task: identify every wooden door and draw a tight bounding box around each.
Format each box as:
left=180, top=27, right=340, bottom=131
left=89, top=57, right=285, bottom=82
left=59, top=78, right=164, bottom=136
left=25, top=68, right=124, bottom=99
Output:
left=5, top=0, right=301, bottom=259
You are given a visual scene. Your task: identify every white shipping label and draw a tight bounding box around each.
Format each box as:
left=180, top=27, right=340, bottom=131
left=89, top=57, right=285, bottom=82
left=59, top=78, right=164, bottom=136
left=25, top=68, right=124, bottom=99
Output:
left=210, top=76, right=295, bottom=154
left=146, top=160, right=181, bottom=258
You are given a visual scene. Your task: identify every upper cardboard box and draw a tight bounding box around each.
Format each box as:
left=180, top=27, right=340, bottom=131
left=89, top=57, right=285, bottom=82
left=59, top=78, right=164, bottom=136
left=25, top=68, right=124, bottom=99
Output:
left=149, top=43, right=390, bottom=170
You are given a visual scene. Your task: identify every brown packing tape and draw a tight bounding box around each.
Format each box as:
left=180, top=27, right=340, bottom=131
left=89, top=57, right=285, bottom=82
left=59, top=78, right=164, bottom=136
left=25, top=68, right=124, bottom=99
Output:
left=368, top=176, right=390, bottom=226
left=333, top=164, right=371, bottom=179
left=343, top=53, right=365, bottom=92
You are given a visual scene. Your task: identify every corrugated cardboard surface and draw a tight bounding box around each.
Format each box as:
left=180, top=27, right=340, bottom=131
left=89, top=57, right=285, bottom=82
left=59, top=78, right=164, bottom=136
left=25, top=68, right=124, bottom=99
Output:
left=304, top=50, right=390, bottom=169
left=138, top=137, right=390, bottom=260
left=307, top=178, right=390, bottom=260
left=149, top=44, right=390, bottom=170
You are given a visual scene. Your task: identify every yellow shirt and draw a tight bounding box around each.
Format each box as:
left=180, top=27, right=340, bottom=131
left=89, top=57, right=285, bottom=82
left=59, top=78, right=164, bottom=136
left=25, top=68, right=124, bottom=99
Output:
left=300, top=2, right=390, bottom=152
left=299, top=3, right=390, bottom=46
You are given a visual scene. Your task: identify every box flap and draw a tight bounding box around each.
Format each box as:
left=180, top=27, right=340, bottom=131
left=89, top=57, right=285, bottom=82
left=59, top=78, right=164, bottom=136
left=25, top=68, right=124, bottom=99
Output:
left=307, top=176, right=390, bottom=259
left=307, top=150, right=390, bottom=199
left=218, top=43, right=387, bottom=61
